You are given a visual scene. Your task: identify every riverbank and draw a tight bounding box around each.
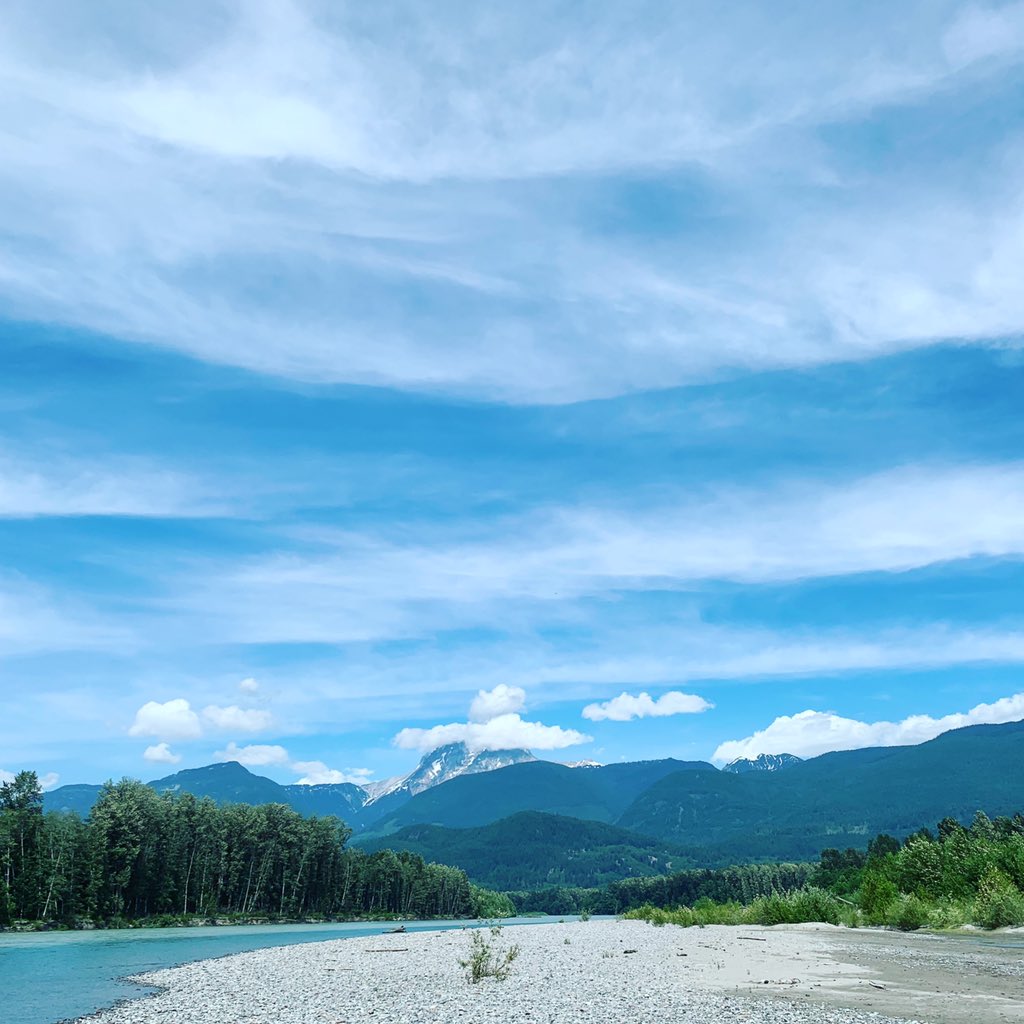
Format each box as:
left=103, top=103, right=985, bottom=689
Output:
left=77, top=919, right=1024, bottom=1024
left=3, top=912, right=456, bottom=933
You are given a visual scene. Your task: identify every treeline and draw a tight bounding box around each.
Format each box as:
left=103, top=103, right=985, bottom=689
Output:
left=625, top=811, right=1024, bottom=932
left=0, top=772, right=509, bottom=927
left=504, top=861, right=813, bottom=916
left=841, top=811, right=1024, bottom=929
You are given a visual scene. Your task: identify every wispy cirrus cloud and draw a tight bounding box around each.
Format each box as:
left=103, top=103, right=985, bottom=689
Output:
left=1, top=3, right=1023, bottom=401
left=160, top=462, right=1024, bottom=646
left=0, top=575, right=130, bottom=657
left=0, top=447, right=220, bottom=519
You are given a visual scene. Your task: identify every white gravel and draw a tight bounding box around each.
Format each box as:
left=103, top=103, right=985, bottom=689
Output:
left=81, top=920, right=915, bottom=1024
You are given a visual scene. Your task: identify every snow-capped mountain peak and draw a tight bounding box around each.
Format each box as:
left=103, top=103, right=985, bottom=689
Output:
left=722, top=752, right=803, bottom=774
left=363, top=742, right=536, bottom=804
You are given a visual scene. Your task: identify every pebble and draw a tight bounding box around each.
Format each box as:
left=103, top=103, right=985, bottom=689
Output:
left=82, top=921, right=911, bottom=1024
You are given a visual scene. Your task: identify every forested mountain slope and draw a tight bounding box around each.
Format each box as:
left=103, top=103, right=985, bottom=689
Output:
left=357, top=810, right=690, bottom=889
left=41, top=722, right=1024, bottom=876
left=363, top=758, right=714, bottom=835
left=618, top=721, right=1024, bottom=861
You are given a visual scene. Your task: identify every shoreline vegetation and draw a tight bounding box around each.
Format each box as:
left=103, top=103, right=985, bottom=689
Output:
left=620, top=809, right=1024, bottom=934
left=0, top=772, right=513, bottom=933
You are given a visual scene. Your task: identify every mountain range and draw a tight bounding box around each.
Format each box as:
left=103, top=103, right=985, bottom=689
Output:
left=43, top=741, right=537, bottom=827
left=43, top=721, right=1024, bottom=885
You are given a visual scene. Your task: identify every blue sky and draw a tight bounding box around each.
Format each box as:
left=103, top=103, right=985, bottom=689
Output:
left=2, top=0, right=1024, bottom=790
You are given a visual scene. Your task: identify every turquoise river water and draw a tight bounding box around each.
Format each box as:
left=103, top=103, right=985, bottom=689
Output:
left=0, top=917, right=559, bottom=1024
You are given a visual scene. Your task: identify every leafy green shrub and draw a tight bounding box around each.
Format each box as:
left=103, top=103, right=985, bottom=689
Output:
left=926, top=898, right=971, bottom=931
left=623, top=904, right=696, bottom=927
left=691, top=898, right=747, bottom=926
left=470, top=885, right=516, bottom=919
left=973, top=869, right=1024, bottom=930
left=859, top=872, right=898, bottom=923
left=886, top=894, right=930, bottom=931
left=748, top=887, right=841, bottom=926
left=838, top=906, right=862, bottom=928
left=459, top=926, right=521, bottom=983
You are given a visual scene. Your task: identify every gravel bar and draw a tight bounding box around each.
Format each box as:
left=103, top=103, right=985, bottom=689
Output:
left=81, top=919, right=1010, bottom=1024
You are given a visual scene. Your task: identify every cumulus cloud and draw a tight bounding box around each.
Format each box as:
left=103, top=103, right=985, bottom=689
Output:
left=0, top=768, right=58, bottom=790
left=713, top=692, right=1024, bottom=762
left=582, top=690, right=713, bottom=722
left=469, top=684, right=526, bottom=723
left=394, top=712, right=591, bottom=754
left=202, top=704, right=273, bottom=733
left=128, top=699, right=202, bottom=741
left=214, top=742, right=290, bottom=767
left=291, top=761, right=374, bottom=786
left=143, top=742, right=181, bottom=765
left=212, top=744, right=373, bottom=785
left=238, top=677, right=260, bottom=694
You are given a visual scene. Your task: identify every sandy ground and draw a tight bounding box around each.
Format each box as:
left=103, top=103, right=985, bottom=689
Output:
left=798, top=926, right=1024, bottom=1024
left=81, top=919, right=1024, bottom=1024
left=661, top=922, right=1024, bottom=1023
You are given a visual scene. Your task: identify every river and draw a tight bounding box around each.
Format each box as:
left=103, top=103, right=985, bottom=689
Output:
left=0, top=917, right=561, bottom=1024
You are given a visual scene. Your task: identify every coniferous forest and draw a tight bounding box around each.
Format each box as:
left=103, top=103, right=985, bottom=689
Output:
left=0, top=772, right=510, bottom=927
left=9, top=760, right=1024, bottom=934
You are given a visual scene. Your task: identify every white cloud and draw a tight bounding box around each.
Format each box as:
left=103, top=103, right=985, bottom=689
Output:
left=128, top=698, right=202, bottom=741
left=0, top=447, right=218, bottom=519
left=0, top=4, right=1021, bottom=403
left=291, top=761, right=374, bottom=786
left=214, top=742, right=290, bottom=767
left=469, top=684, right=526, bottom=723
left=0, top=768, right=57, bottom=790
left=201, top=704, right=273, bottom=733
left=0, top=576, right=129, bottom=658
left=238, top=677, right=260, bottom=694
left=143, top=742, right=181, bottom=765
left=943, top=2, right=1024, bottom=68
left=713, top=692, right=1024, bottom=762
left=168, top=463, right=1024, bottom=649
left=582, top=690, right=713, bottom=722
left=394, top=712, right=591, bottom=754
left=210, top=744, right=373, bottom=785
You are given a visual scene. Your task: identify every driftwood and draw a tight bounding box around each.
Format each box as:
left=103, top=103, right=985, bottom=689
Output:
left=738, top=936, right=768, bottom=942
left=365, top=948, right=410, bottom=953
